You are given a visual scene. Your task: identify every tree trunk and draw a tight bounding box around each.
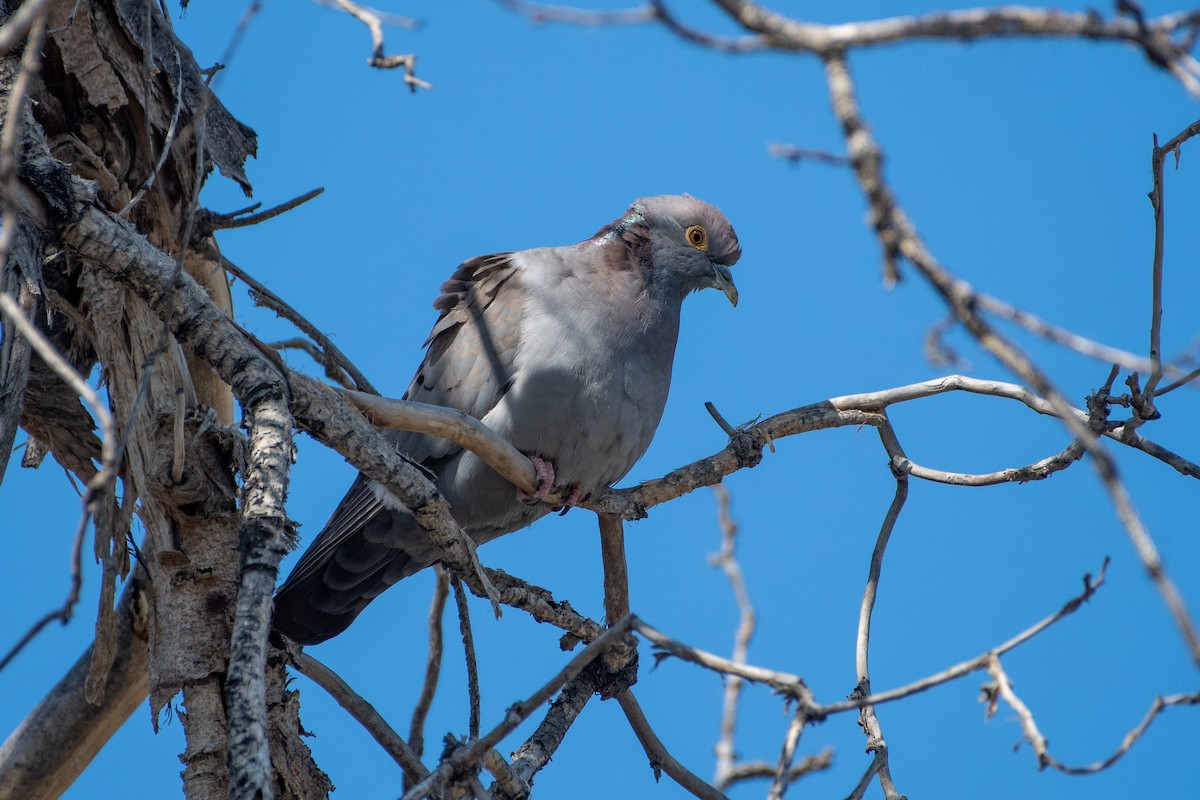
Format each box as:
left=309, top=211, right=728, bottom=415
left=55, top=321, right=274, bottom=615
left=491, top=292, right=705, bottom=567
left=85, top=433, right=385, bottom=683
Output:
left=1, top=1, right=328, bottom=797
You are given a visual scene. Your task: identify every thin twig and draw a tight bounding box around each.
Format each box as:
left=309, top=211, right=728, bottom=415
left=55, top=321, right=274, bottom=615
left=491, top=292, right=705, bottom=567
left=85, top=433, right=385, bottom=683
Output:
left=331, top=0, right=431, bottom=89
left=196, top=187, right=324, bottom=235
left=118, top=49, right=184, bottom=218
left=0, top=293, right=113, bottom=447
left=710, top=483, right=756, bottom=791
left=222, top=255, right=377, bottom=394
left=718, top=750, right=833, bottom=789
left=294, top=652, right=429, bottom=780
left=820, top=560, right=1110, bottom=716
left=768, top=142, right=852, bottom=166
left=0, top=293, right=114, bottom=672
left=617, top=690, right=728, bottom=800
left=845, top=418, right=909, bottom=800
left=1156, top=363, right=1200, bottom=394
left=633, top=618, right=811, bottom=701
left=208, top=0, right=263, bottom=88
left=982, top=655, right=1048, bottom=762
left=495, top=0, right=652, bottom=27
left=974, top=291, right=1192, bottom=380
left=0, top=497, right=86, bottom=672
left=0, top=0, right=51, bottom=56
left=1044, top=691, right=1200, bottom=775
left=0, top=7, right=48, bottom=274
left=270, top=337, right=356, bottom=391
left=820, top=48, right=1200, bottom=668
left=451, top=575, right=482, bottom=741
left=400, top=618, right=635, bottom=800
left=409, top=567, right=451, bottom=766
left=766, top=707, right=809, bottom=800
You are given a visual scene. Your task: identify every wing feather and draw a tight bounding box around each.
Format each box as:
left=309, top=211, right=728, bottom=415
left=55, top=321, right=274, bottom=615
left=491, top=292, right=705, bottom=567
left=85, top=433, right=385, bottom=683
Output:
left=276, top=253, right=526, bottom=607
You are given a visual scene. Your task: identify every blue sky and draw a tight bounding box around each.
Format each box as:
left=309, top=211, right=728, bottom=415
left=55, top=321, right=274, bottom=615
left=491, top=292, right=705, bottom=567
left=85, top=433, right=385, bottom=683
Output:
left=4, top=2, right=1200, bottom=798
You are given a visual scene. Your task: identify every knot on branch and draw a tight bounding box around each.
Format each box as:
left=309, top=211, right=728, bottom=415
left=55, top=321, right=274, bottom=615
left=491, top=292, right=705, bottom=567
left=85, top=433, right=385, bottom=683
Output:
left=588, top=640, right=639, bottom=700
left=732, top=429, right=766, bottom=469
left=1125, top=372, right=1161, bottom=422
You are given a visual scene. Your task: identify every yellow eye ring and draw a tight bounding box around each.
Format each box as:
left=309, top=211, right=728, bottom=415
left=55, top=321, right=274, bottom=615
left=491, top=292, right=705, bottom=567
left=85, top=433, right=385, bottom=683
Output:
left=685, top=225, right=709, bottom=252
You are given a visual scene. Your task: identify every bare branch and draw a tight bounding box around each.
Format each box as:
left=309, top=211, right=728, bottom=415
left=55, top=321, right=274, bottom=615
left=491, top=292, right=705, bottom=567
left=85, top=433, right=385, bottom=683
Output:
left=718, top=750, right=833, bottom=789
left=0, top=573, right=151, bottom=800
left=820, top=560, right=1110, bottom=716
left=482, top=568, right=605, bottom=643
left=599, top=514, right=630, bottom=624
left=223, top=255, right=377, bottom=394
left=482, top=749, right=527, bottom=799
left=331, top=0, right=430, bottom=89
left=617, top=690, right=727, bottom=800
left=1044, top=691, right=1200, bottom=775
left=339, top=389, right=537, bottom=491
left=710, top=483, right=757, bottom=791
left=975, top=291, right=1184, bottom=378
left=818, top=47, right=1200, bottom=667
left=845, top=419, right=910, bottom=800
left=1144, top=119, right=1200, bottom=400
left=766, top=708, right=809, bottom=800
left=408, top=567, right=451, bottom=767
left=894, top=439, right=1085, bottom=486
left=196, top=187, right=323, bottom=235
left=451, top=575, right=482, bottom=742
left=400, top=618, right=635, bottom=800
left=227, top=394, right=295, bottom=800
left=632, top=619, right=812, bottom=702
left=294, top=652, right=429, bottom=780
left=496, top=0, right=652, bottom=26
left=493, top=673, right=594, bottom=797
left=982, top=655, right=1049, bottom=763
left=768, top=142, right=851, bottom=166
left=0, top=0, right=51, bottom=55
left=647, top=0, right=764, bottom=52
left=117, top=49, right=184, bottom=218
left=710, top=0, right=1200, bottom=96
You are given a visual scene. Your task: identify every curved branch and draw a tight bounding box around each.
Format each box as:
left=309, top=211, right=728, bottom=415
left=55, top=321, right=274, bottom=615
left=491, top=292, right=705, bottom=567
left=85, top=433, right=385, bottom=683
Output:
left=711, top=0, right=1200, bottom=93
left=294, top=653, right=428, bottom=780
left=617, top=690, right=727, bottom=800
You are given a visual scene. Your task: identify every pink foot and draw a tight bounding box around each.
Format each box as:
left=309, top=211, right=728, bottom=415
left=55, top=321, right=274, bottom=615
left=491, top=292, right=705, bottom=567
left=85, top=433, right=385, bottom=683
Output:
left=517, top=456, right=583, bottom=513
left=555, top=484, right=583, bottom=516
left=518, top=455, right=557, bottom=505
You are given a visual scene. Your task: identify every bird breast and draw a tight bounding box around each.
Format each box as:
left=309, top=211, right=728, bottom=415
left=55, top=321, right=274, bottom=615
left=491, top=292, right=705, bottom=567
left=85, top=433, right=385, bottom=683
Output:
left=485, top=254, right=681, bottom=491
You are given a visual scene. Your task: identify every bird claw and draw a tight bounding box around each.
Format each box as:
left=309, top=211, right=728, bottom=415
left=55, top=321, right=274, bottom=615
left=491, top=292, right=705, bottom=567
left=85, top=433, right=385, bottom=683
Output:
left=517, top=456, right=582, bottom=513
left=554, top=484, right=583, bottom=515
left=518, top=455, right=557, bottom=505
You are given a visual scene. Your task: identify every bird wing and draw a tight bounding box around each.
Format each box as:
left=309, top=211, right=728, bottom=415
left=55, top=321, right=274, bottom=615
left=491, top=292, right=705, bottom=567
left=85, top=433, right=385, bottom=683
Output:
left=278, top=253, right=526, bottom=595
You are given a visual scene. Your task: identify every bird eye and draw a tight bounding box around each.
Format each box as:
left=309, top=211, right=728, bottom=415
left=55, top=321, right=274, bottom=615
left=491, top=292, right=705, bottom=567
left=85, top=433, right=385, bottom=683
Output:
left=685, top=225, right=709, bottom=252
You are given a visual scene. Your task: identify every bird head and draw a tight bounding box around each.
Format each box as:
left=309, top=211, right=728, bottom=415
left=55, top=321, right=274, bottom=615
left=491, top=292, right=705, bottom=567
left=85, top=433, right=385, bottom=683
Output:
left=595, top=194, right=741, bottom=306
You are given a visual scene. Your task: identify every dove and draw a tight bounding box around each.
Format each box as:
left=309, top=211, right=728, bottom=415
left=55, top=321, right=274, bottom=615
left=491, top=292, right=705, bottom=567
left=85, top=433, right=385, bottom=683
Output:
left=273, top=195, right=741, bottom=644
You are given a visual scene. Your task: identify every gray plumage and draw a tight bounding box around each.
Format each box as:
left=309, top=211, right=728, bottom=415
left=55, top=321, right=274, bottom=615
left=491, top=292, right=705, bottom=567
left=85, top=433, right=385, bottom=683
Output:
left=273, top=195, right=741, bottom=644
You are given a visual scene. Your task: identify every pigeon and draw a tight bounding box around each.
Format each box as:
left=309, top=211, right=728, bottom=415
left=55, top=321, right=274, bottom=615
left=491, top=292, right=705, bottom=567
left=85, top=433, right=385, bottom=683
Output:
left=273, top=195, right=741, bottom=644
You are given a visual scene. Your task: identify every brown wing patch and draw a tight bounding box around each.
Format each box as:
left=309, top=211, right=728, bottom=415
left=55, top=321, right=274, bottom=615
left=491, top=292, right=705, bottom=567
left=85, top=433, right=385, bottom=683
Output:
left=398, top=253, right=525, bottom=464
left=278, top=254, right=526, bottom=598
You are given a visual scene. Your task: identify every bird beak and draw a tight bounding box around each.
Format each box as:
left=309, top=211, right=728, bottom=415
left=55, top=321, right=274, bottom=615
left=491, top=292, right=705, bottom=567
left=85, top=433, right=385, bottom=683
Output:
left=711, top=264, right=738, bottom=307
